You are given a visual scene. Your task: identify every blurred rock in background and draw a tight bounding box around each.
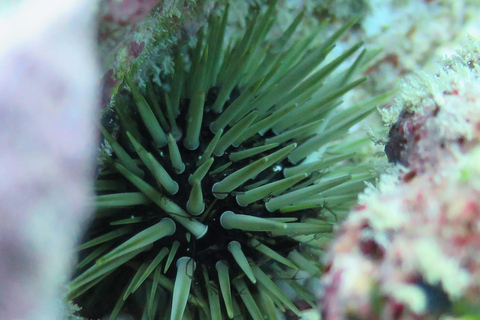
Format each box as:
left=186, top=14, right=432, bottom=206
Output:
left=0, top=1, right=99, bottom=319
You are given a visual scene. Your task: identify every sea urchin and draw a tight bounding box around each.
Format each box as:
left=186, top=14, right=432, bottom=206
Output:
left=69, top=3, right=384, bottom=320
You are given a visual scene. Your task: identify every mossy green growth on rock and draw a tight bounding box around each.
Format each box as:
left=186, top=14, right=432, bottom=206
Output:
left=69, top=2, right=386, bottom=319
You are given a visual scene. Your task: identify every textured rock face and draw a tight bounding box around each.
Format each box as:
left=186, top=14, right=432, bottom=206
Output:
left=321, top=155, right=480, bottom=320
left=0, top=1, right=99, bottom=319
left=320, top=43, right=480, bottom=320
left=98, top=0, right=209, bottom=106
left=382, top=42, right=480, bottom=173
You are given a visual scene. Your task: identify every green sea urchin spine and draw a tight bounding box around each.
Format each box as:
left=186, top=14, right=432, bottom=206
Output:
left=70, top=3, right=386, bottom=320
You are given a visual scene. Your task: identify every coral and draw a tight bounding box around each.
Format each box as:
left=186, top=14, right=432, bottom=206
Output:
left=69, top=3, right=386, bottom=320
left=0, top=0, right=99, bottom=319
left=320, top=43, right=480, bottom=320
left=383, top=42, right=480, bottom=172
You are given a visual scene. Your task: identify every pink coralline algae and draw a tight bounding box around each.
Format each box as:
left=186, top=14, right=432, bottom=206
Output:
left=102, top=0, right=160, bottom=26
left=128, top=40, right=146, bottom=58
left=321, top=43, right=480, bottom=320
left=0, top=1, right=99, bottom=319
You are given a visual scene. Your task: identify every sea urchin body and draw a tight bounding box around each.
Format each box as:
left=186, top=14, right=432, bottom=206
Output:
left=69, top=3, right=383, bottom=320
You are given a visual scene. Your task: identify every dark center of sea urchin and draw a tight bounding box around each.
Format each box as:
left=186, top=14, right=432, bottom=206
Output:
left=69, top=3, right=384, bottom=320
